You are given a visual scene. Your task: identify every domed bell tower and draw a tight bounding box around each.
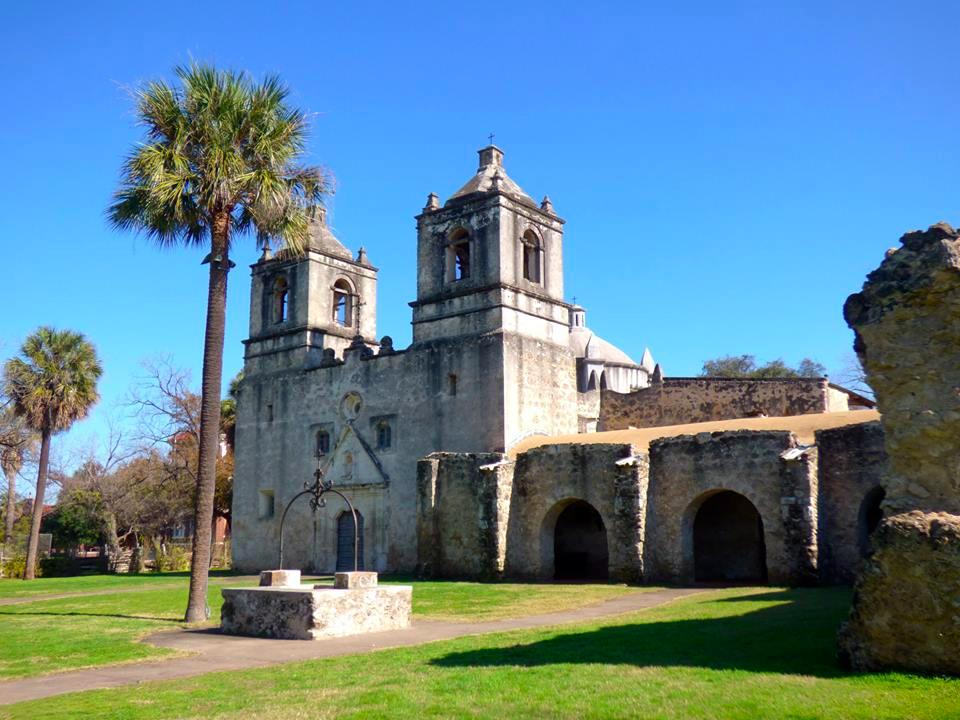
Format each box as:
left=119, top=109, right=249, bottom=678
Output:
left=244, top=208, right=378, bottom=374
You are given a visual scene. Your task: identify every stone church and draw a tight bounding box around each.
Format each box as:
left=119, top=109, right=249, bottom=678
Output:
left=232, top=146, right=880, bottom=585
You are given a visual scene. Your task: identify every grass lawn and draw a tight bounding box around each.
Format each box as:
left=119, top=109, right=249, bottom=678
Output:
left=0, top=574, right=635, bottom=679
left=0, top=570, right=245, bottom=600
left=7, top=587, right=957, bottom=719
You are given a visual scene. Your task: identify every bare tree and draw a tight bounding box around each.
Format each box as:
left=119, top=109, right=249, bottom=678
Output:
left=835, top=353, right=875, bottom=400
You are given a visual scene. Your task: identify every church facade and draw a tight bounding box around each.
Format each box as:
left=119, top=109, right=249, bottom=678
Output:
left=232, top=146, right=654, bottom=573
left=232, top=146, right=875, bottom=582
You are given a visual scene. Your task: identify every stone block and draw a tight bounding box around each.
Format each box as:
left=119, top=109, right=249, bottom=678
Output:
left=334, top=571, right=378, bottom=589
left=259, top=569, right=300, bottom=587
left=838, top=511, right=960, bottom=675
left=221, top=584, right=412, bottom=640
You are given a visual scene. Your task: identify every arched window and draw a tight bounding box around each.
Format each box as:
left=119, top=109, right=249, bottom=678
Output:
left=316, top=429, right=331, bottom=456
left=376, top=421, right=392, bottom=450
left=272, top=277, right=289, bottom=324
left=332, top=279, right=355, bottom=326
left=446, top=228, right=471, bottom=282
left=522, top=230, right=542, bottom=284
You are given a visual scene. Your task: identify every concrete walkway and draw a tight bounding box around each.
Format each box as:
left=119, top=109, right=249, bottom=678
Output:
left=0, top=587, right=702, bottom=706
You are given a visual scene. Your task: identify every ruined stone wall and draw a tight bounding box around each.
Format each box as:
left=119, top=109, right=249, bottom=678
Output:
left=504, top=443, right=646, bottom=582
left=838, top=223, right=960, bottom=675
left=416, top=453, right=513, bottom=579
left=645, top=430, right=818, bottom=585
left=815, top=421, right=889, bottom=584
left=599, top=378, right=834, bottom=430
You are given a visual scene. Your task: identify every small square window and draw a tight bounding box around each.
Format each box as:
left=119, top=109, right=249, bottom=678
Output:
left=258, top=490, right=275, bottom=520
left=449, top=374, right=458, bottom=396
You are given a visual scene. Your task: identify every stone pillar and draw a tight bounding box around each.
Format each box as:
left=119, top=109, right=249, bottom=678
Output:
left=838, top=222, right=960, bottom=675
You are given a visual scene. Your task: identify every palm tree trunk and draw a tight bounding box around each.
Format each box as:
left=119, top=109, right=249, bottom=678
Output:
left=23, top=430, right=51, bottom=580
left=185, top=215, right=230, bottom=622
left=4, top=466, right=16, bottom=545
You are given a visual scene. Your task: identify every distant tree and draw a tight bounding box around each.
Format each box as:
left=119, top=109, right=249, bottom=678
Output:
left=108, top=64, right=326, bottom=621
left=835, top=353, right=875, bottom=399
left=2, top=328, right=102, bottom=579
left=1, top=408, right=37, bottom=544
left=700, top=355, right=827, bottom=379
left=44, top=486, right=104, bottom=552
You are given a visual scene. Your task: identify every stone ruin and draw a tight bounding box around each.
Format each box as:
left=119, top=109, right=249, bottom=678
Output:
left=838, top=222, right=960, bottom=675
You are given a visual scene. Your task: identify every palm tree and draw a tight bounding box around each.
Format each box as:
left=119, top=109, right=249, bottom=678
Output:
left=3, top=328, right=102, bottom=579
left=108, top=64, right=325, bottom=621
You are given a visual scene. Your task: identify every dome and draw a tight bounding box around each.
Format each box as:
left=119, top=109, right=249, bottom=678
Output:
left=447, top=146, right=537, bottom=207
left=307, top=208, right=353, bottom=260
left=569, top=327, right=639, bottom=367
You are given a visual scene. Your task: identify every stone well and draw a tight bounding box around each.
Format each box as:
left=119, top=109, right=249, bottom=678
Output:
left=221, top=571, right=412, bottom=640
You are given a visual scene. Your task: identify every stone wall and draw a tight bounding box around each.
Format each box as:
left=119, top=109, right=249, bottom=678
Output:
left=645, top=430, right=818, bottom=585
left=838, top=222, right=960, bottom=675
left=504, top=443, right=646, bottom=582
left=416, top=452, right=513, bottom=579
left=815, top=421, right=889, bottom=584
left=599, top=377, right=844, bottom=430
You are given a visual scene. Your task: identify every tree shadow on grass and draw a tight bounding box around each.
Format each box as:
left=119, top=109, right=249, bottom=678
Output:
left=431, top=588, right=854, bottom=679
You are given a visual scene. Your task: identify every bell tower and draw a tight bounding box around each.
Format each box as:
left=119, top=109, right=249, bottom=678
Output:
left=244, top=209, right=378, bottom=373
left=412, top=146, right=578, bottom=446
left=412, top=145, right=570, bottom=346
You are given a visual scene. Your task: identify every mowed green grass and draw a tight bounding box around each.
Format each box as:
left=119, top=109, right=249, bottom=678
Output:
left=0, top=575, right=635, bottom=679
left=8, top=587, right=957, bottom=720
left=0, top=570, right=246, bottom=599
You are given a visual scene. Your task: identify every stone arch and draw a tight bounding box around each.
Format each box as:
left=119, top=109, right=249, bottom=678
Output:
left=599, top=371, right=608, bottom=390
left=521, top=228, right=543, bottom=284
left=332, top=277, right=356, bottom=327
left=446, top=227, right=471, bottom=282
left=336, top=509, right=365, bottom=572
left=857, top=485, right=886, bottom=557
left=682, top=489, right=768, bottom=583
left=541, top=498, right=609, bottom=580
left=271, top=275, right=289, bottom=324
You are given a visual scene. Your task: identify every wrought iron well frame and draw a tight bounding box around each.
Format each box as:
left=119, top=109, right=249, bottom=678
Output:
left=277, top=450, right=359, bottom=572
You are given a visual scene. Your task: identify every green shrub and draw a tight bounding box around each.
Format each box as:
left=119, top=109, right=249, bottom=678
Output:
left=1, top=549, right=42, bottom=578
left=155, top=545, right=190, bottom=572
left=39, top=555, right=74, bottom=577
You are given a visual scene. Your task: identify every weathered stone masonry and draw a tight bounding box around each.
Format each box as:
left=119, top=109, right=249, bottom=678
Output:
left=839, top=223, right=960, bottom=676
left=600, top=377, right=869, bottom=431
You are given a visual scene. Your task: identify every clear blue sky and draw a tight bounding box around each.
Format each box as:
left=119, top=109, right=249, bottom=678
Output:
left=2, top=1, right=958, bottom=477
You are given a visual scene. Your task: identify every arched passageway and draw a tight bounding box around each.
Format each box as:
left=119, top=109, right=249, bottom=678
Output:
left=693, top=491, right=767, bottom=582
left=553, top=500, right=608, bottom=580
left=336, top=510, right=365, bottom=572
left=858, top=486, right=886, bottom=557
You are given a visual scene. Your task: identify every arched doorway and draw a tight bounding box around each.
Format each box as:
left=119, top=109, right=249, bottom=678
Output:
left=336, top=510, right=365, bottom=572
left=858, top=486, right=885, bottom=557
left=553, top=500, right=608, bottom=580
left=692, top=491, right=767, bottom=582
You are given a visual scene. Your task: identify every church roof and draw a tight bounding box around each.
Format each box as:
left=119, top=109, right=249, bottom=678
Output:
left=447, top=145, right=537, bottom=207
left=307, top=208, right=353, bottom=260
left=509, top=409, right=881, bottom=457
left=569, top=327, right=639, bottom=366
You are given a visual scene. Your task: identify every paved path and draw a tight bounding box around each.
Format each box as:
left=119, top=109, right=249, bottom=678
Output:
left=0, top=587, right=702, bottom=706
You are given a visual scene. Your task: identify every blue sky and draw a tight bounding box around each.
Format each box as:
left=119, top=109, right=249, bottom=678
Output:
left=2, top=1, right=958, bottom=480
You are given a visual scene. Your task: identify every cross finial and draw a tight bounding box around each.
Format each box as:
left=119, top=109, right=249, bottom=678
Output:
left=488, top=132, right=495, bottom=145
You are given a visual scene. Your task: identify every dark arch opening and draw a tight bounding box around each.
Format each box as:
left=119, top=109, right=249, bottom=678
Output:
left=553, top=500, right=608, bottom=580
left=693, top=491, right=767, bottom=582
left=858, top=486, right=886, bottom=557
left=336, top=510, right=365, bottom=572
